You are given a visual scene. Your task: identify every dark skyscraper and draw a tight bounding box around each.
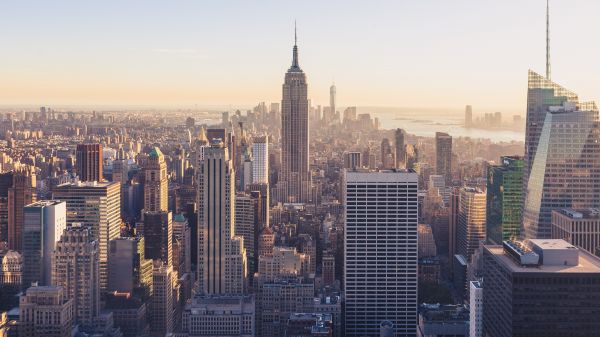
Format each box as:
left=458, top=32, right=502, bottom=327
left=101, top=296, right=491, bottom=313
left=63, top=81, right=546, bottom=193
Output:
left=394, top=128, right=405, bottom=169
left=278, top=26, right=311, bottom=203
left=76, top=143, right=103, bottom=182
left=435, top=132, right=452, bottom=185
left=487, top=156, right=523, bottom=244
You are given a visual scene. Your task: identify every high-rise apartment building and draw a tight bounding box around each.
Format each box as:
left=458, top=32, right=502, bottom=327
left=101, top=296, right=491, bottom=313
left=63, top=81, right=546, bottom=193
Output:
left=52, top=225, right=100, bottom=325
left=252, top=136, right=269, bottom=184
left=143, top=147, right=168, bottom=213
left=278, top=29, right=311, bottom=203
left=7, top=167, right=36, bottom=251
left=76, top=143, right=103, bottom=182
left=344, top=169, right=418, bottom=337
left=486, top=156, right=523, bottom=244
left=53, top=181, right=121, bottom=293
left=483, top=240, right=600, bottom=336
left=523, top=71, right=600, bottom=239
left=197, top=141, right=246, bottom=295
left=22, top=201, right=66, bottom=287
left=435, top=132, right=452, bottom=185
left=108, top=237, right=153, bottom=294
left=457, top=187, right=486, bottom=262
left=19, top=286, right=74, bottom=337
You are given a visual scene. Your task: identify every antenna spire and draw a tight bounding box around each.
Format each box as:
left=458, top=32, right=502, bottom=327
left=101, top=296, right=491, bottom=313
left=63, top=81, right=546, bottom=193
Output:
left=294, top=21, right=297, bottom=46
left=546, top=0, right=551, bottom=80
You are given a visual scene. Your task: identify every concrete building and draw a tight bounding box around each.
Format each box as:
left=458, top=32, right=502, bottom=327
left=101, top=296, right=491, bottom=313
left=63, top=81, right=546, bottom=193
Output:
left=76, top=143, right=103, bottom=182
left=140, top=211, right=173, bottom=267
left=258, top=246, right=310, bottom=282
left=7, top=167, right=36, bottom=251
left=19, top=286, right=74, bottom=337
left=178, top=294, right=255, bottom=337
left=22, top=201, right=66, bottom=287
left=252, top=136, right=269, bottom=184
left=483, top=239, right=600, bottom=336
left=197, top=141, right=246, bottom=295
left=486, top=156, right=523, bottom=244
left=53, top=181, right=121, bottom=293
left=151, top=262, right=174, bottom=337
left=344, top=169, right=418, bottom=337
left=435, top=132, right=452, bottom=185
left=552, top=208, right=600, bottom=255
left=0, top=250, right=21, bottom=286
left=343, top=152, right=362, bottom=170
left=52, top=224, right=100, bottom=325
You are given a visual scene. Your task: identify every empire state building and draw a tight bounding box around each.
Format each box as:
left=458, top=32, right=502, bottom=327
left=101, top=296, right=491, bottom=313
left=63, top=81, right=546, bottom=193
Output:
left=277, top=28, right=312, bottom=203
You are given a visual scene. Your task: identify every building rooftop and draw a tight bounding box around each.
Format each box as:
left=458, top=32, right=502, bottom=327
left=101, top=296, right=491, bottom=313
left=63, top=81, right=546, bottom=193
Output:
left=554, top=208, right=600, bottom=219
left=485, top=243, right=600, bottom=273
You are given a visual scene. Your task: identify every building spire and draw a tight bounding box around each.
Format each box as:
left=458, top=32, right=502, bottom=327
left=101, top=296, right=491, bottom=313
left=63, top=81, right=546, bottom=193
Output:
left=546, top=0, right=551, bottom=80
left=291, top=21, right=300, bottom=70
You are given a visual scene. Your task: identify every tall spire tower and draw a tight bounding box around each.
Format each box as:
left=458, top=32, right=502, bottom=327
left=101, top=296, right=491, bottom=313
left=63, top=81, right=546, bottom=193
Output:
left=546, top=0, right=551, bottom=80
left=277, top=24, right=312, bottom=203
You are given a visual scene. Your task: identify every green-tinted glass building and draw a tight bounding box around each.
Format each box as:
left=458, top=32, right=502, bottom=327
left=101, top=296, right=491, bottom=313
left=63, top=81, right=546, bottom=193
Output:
left=486, top=156, right=523, bottom=244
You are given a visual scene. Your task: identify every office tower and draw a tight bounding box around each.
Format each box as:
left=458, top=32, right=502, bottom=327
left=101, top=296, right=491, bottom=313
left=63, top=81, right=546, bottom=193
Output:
left=172, top=213, right=191, bottom=275
left=150, top=262, right=174, bottom=337
left=22, top=201, right=66, bottom=287
left=435, top=132, right=452, bottom=185
left=258, top=277, right=314, bottom=337
left=469, top=281, right=483, bottom=337
left=143, top=147, right=168, bottom=212
left=380, top=138, right=394, bottom=169
left=483, top=239, right=600, bottom=336
left=222, top=111, right=230, bottom=126
left=52, top=225, right=99, bottom=325
left=140, top=211, right=173, bottom=267
left=552, top=209, right=600, bottom=255
left=0, top=172, right=13, bottom=243
left=252, top=136, right=269, bottom=184
left=108, top=237, right=153, bottom=294
left=523, top=73, right=600, bottom=239
left=486, top=156, right=523, bottom=244
left=258, top=246, right=310, bottom=282
left=235, top=192, right=263, bottom=280
left=394, top=128, right=405, bottom=169
left=197, top=141, right=246, bottom=295
left=246, top=183, right=269, bottom=228
left=417, top=304, right=469, bottom=337
left=298, top=234, right=316, bottom=275
left=258, top=227, right=275, bottom=258
left=53, top=181, right=121, bottom=292
left=418, top=224, right=437, bottom=258
left=343, top=152, right=362, bottom=170
left=457, top=187, right=486, bottom=262
left=330, top=83, right=336, bottom=120
left=344, top=170, right=418, bottom=337
left=104, top=293, right=149, bottom=337
left=343, top=106, right=357, bottom=124
left=76, top=143, right=103, bottom=182
left=278, top=27, right=311, bottom=204
left=465, top=105, right=473, bottom=127
left=180, top=295, right=255, bottom=337
left=19, top=286, right=74, bottom=337
left=7, top=168, right=36, bottom=251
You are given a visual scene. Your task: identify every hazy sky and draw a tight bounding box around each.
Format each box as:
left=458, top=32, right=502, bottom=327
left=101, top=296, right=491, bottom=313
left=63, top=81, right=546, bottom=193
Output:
left=0, top=0, right=598, bottom=115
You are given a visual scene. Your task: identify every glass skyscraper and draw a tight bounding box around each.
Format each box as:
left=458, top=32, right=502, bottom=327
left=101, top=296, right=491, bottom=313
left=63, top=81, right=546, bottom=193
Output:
left=523, top=71, right=600, bottom=239
left=486, top=156, right=523, bottom=244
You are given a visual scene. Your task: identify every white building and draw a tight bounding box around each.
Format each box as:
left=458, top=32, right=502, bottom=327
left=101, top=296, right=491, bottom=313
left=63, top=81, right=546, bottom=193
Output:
left=344, top=169, right=418, bottom=337
left=252, top=136, right=269, bottom=184
left=469, top=280, right=483, bottom=337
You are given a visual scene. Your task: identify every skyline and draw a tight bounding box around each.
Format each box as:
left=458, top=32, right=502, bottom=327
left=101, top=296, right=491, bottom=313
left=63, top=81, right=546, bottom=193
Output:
left=0, top=1, right=599, bottom=115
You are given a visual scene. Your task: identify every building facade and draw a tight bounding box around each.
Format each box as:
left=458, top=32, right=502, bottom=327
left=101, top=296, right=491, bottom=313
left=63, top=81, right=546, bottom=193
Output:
left=486, top=156, right=523, bottom=244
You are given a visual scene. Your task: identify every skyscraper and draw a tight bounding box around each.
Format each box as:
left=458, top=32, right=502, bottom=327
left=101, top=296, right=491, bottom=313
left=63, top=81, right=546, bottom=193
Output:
left=343, top=152, right=362, bottom=170
left=76, top=143, right=103, bottom=182
left=151, top=262, right=174, bottom=336
left=108, top=237, right=153, bottom=294
left=435, top=132, right=452, bottom=185
left=140, top=211, right=173, bottom=268
left=197, top=140, right=246, bottom=295
left=0, top=171, right=13, bottom=243
left=19, top=286, right=74, bottom=337
left=380, top=138, right=394, bottom=169
left=395, top=128, right=405, bottom=169
left=465, top=105, right=473, bottom=128
left=522, top=71, right=600, bottom=239
left=278, top=26, right=311, bottom=203
left=486, top=156, right=523, bottom=244
left=344, top=170, right=418, bottom=337
left=457, top=187, right=486, bottom=262
left=251, top=136, right=269, bottom=184
left=143, top=147, right=168, bottom=213
left=7, top=167, right=36, bottom=252
left=53, top=181, right=121, bottom=293
left=52, top=224, right=100, bottom=325
left=22, top=201, right=66, bottom=288
left=329, top=83, right=336, bottom=121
